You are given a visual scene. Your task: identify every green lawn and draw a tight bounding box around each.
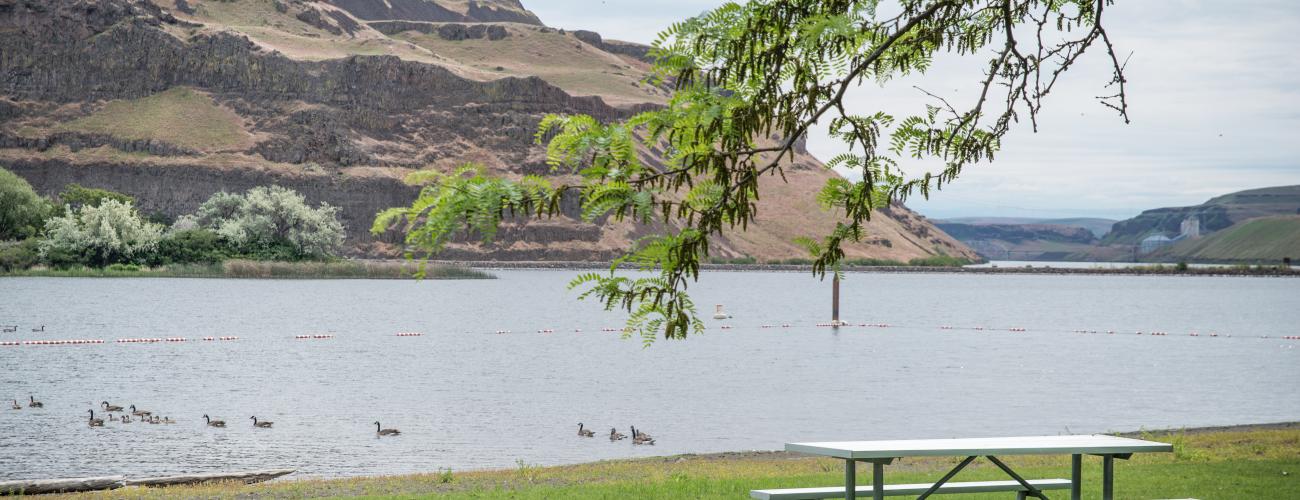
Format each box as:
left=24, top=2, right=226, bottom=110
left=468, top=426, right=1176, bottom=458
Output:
left=49, top=425, right=1299, bottom=499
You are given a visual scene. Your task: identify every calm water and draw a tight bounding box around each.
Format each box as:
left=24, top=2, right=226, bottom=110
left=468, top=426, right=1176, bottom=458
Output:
left=1, top=271, right=1296, bottom=480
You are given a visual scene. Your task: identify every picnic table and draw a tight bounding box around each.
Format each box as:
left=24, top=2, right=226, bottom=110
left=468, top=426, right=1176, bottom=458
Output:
left=752, top=434, right=1173, bottom=500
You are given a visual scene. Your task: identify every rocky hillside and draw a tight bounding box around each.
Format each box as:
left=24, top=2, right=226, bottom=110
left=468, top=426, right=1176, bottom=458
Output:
left=0, top=0, right=975, bottom=262
left=1103, top=185, right=1300, bottom=245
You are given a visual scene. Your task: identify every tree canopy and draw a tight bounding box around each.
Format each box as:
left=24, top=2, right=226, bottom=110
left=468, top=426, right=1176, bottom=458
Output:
left=0, top=167, right=52, bottom=240
left=178, top=185, right=345, bottom=260
left=377, top=0, right=1130, bottom=344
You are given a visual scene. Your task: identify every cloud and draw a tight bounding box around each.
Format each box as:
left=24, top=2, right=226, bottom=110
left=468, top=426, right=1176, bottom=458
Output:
left=534, top=0, right=1300, bottom=219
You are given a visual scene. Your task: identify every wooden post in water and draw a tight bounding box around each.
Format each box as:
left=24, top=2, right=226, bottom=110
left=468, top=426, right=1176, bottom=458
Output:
left=832, top=274, right=841, bottom=327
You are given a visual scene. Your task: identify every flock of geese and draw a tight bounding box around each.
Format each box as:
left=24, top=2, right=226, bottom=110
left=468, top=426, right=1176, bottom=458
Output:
left=577, top=423, right=656, bottom=445
left=13, top=396, right=405, bottom=437
left=15, top=397, right=653, bottom=444
left=1, top=325, right=44, bottom=333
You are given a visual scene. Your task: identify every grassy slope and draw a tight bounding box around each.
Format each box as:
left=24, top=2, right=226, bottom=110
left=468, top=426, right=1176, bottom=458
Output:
left=57, top=87, right=253, bottom=152
left=47, top=425, right=1300, bottom=499
left=1159, top=216, right=1300, bottom=262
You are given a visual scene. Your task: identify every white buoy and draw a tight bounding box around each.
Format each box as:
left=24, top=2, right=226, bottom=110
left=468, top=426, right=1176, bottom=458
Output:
left=712, top=304, right=731, bottom=320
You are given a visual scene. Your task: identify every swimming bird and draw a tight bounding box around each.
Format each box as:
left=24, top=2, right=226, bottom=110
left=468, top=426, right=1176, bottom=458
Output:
left=203, top=414, right=226, bottom=427
left=31, top=325, right=44, bottom=332
left=102, top=401, right=124, bottom=412
left=87, top=409, right=104, bottom=427
left=148, top=416, right=161, bottom=424
left=577, top=423, right=594, bottom=437
left=250, top=416, right=273, bottom=428
left=28, top=395, right=42, bottom=408
left=10, top=400, right=20, bottom=410
left=130, top=405, right=151, bottom=417
left=610, top=428, right=627, bottom=441
left=108, top=413, right=118, bottom=422
left=163, top=416, right=175, bottom=424
left=120, top=414, right=132, bottom=423
left=374, top=421, right=400, bottom=436
left=631, top=426, right=655, bottom=445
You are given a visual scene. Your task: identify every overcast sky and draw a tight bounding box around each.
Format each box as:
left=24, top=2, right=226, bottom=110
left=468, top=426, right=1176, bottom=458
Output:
left=529, top=1, right=1300, bottom=220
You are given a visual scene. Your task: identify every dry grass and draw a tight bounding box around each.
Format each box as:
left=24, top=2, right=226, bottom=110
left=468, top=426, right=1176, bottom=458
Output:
left=57, top=87, right=253, bottom=152
left=44, top=424, right=1300, bottom=499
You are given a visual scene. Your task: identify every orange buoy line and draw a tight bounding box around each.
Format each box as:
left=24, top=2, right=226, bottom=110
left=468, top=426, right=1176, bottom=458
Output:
left=295, top=334, right=334, bottom=339
left=396, top=332, right=423, bottom=337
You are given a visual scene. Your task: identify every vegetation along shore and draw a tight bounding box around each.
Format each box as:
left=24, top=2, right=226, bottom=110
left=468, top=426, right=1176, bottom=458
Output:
left=0, top=260, right=491, bottom=280
left=426, top=260, right=1299, bottom=277
left=28, top=422, right=1299, bottom=499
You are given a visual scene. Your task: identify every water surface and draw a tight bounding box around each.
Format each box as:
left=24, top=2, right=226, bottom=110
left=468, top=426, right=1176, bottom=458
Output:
left=1, top=271, right=1296, bottom=479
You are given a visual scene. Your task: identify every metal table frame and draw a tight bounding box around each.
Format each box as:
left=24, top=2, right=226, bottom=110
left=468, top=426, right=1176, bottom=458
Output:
left=787, top=435, right=1173, bottom=500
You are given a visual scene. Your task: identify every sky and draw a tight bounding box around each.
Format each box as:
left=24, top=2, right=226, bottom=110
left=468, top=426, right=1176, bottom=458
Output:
left=527, top=1, right=1300, bottom=220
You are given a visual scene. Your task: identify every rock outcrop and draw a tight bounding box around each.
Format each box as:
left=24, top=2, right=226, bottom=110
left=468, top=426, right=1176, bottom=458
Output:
left=0, top=0, right=976, bottom=262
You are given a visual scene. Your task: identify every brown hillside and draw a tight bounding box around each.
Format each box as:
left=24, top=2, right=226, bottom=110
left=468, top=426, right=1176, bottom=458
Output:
left=0, top=0, right=974, bottom=262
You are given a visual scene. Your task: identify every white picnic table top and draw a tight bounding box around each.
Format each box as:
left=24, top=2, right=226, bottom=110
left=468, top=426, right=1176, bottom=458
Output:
left=786, top=434, right=1173, bottom=459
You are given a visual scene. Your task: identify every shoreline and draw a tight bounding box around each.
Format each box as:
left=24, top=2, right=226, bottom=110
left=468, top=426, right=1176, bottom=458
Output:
left=30, top=421, right=1298, bottom=498
left=428, top=259, right=1298, bottom=277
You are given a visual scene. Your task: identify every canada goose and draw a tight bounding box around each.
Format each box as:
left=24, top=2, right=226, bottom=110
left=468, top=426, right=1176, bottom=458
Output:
left=87, top=409, right=104, bottom=427
left=631, top=426, right=655, bottom=445
left=129, top=405, right=151, bottom=417
left=250, top=416, right=273, bottom=428
left=610, top=428, right=627, bottom=441
left=108, top=413, right=118, bottom=422
left=163, top=416, right=175, bottom=424
left=121, top=414, right=132, bottom=423
left=31, top=325, right=44, bottom=332
left=577, top=423, right=594, bottom=437
left=102, top=401, right=124, bottom=412
left=203, top=414, right=226, bottom=427
left=10, top=400, right=20, bottom=410
left=28, top=395, right=42, bottom=408
left=148, top=416, right=161, bottom=424
left=374, top=421, right=400, bottom=436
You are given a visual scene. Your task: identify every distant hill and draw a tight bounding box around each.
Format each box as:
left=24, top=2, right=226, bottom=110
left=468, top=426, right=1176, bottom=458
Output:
left=1103, top=185, right=1300, bottom=245
left=1151, top=216, right=1300, bottom=263
left=938, top=217, right=1116, bottom=237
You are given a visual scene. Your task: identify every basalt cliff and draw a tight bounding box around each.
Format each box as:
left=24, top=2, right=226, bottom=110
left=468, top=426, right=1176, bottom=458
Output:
left=0, top=0, right=975, bottom=262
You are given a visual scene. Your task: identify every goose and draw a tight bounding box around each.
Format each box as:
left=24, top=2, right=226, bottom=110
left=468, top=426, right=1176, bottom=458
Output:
left=148, top=416, right=161, bottom=424
left=203, top=414, right=226, bottom=427
left=129, top=405, right=151, bottom=417
left=163, top=416, right=175, bottom=424
left=87, top=409, right=104, bottom=427
left=102, top=401, right=124, bottom=412
left=577, top=423, right=594, bottom=437
left=121, top=414, right=132, bottom=424
left=631, top=426, right=655, bottom=445
left=28, top=395, right=43, bottom=408
left=610, top=428, right=627, bottom=441
left=108, top=413, right=118, bottom=422
left=250, top=416, right=274, bottom=428
left=374, top=421, right=400, bottom=436
left=10, top=400, right=20, bottom=410
left=31, top=325, right=44, bottom=332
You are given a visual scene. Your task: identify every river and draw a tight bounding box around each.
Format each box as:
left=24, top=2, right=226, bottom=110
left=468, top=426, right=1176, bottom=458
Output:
left=1, top=271, right=1296, bottom=479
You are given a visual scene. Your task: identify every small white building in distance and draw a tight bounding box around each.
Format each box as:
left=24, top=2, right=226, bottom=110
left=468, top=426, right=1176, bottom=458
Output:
left=1179, top=216, right=1201, bottom=239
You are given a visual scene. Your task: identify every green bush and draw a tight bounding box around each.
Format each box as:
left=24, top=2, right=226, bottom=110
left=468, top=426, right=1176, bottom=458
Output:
left=58, top=183, right=135, bottom=209
left=0, top=239, right=41, bottom=272
left=152, top=228, right=228, bottom=265
left=843, top=257, right=906, bottom=266
left=104, top=263, right=141, bottom=272
left=0, top=167, right=53, bottom=240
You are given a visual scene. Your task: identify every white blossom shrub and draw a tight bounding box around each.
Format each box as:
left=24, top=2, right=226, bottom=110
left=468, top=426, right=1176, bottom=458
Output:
left=40, top=199, right=163, bottom=267
left=188, top=186, right=345, bottom=260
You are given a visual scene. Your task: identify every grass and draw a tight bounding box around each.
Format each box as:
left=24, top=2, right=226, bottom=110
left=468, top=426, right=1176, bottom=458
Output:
left=57, top=87, right=253, bottom=152
left=1, top=260, right=493, bottom=280
left=40, top=425, right=1300, bottom=499
left=1158, top=215, right=1300, bottom=262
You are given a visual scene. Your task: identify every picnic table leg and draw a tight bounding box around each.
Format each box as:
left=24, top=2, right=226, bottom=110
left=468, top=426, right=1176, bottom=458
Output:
left=1102, top=454, right=1114, bottom=500
left=872, top=461, right=884, bottom=500
left=844, top=459, right=855, bottom=500
left=1071, top=454, right=1082, bottom=500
